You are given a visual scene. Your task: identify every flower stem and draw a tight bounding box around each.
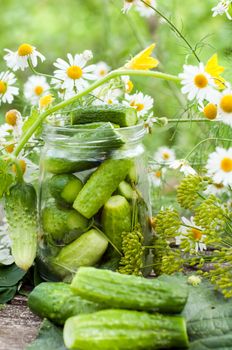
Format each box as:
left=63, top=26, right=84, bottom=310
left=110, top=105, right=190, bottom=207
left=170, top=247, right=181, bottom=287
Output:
left=28, top=58, right=63, bottom=81
left=13, top=69, right=180, bottom=157
left=185, top=137, right=232, bottom=160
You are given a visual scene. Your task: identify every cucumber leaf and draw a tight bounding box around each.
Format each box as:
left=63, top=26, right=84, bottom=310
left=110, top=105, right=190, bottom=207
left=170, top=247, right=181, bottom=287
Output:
left=26, top=319, right=66, bottom=350
left=0, top=264, right=26, bottom=287
left=0, top=286, right=17, bottom=303
left=189, top=335, right=232, bottom=350
left=22, top=108, right=39, bottom=134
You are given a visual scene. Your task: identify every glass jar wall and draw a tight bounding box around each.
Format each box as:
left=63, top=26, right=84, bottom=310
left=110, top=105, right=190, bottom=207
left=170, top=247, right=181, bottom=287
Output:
left=37, top=121, right=153, bottom=281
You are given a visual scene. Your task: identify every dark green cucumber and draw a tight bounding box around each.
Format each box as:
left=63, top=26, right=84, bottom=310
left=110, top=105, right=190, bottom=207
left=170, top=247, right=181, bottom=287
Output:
left=44, top=156, right=99, bottom=175
left=42, top=204, right=89, bottom=243
left=73, top=158, right=133, bottom=218
left=64, top=309, right=189, bottom=350
left=5, top=182, right=37, bottom=271
left=117, top=181, right=134, bottom=200
left=71, top=267, right=188, bottom=313
left=28, top=282, right=104, bottom=325
left=49, top=174, right=83, bottom=205
left=71, top=104, right=138, bottom=127
left=101, top=195, right=131, bottom=250
left=51, top=229, right=108, bottom=278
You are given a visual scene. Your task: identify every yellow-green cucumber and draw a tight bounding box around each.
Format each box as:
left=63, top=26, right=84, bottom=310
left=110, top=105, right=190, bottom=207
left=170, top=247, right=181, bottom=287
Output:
left=48, top=174, right=83, bottom=205
left=71, top=104, right=138, bottom=127
left=5, top=182, right=37, bottom=271
left=44, top=156, right=100, bottom=175
left=28, top=282, right=104, bottom=325
left=73, top=158, right=133, bottom=218
left=64, top=309, right=189, bottom=350
left=42, top=204, right=90, bottom=243
left=117, top=181, right=134, bottom=200
left=71, top=267, right=188, bottom=313
left=51, top=229, right=108, bottom=278
left=101, top=195, right=131, bottom=250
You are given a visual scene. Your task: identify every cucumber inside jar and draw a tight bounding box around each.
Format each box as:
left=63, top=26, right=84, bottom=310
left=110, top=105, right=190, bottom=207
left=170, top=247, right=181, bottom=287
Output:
left=38, top=105, right=152, bottom=281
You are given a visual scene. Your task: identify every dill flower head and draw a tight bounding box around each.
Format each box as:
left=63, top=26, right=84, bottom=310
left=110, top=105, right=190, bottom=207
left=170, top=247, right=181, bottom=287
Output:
left=177, top=175, right=204, bottom=209
left=155, top=208, right=181, bottom=238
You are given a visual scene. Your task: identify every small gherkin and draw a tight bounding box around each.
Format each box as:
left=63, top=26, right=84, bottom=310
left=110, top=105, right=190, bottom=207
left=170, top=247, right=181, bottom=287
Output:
left=118, top=224, right=144, bottom=276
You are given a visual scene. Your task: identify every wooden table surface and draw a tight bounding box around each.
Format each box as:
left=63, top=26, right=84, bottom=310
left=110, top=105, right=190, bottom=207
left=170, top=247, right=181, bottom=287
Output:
left=0, top=296, right=41, bottom=350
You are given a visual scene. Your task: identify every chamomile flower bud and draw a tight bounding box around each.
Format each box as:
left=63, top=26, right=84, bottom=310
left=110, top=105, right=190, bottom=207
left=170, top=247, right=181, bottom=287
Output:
left=39, top=94, right=54, bottom=109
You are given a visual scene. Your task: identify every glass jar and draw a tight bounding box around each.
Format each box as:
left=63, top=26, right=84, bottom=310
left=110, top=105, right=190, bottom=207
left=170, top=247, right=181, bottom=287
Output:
left=37, top=120, right=153, bottom=281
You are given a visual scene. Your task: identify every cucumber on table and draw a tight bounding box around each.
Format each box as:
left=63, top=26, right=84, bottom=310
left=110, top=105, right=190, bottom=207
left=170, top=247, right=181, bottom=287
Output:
left=73, top=158, right=133, bottom=219
left=51, top=229, right=108, bottom=278
left=63, top=309, right=189, bottom=350
left=5, top=182, right=37, bottom=271
left=42, top=204, right=89, bottom=243
left=71, top=104, right=138, bottom=127
left=101, top=195, right=131, bottom=250
left=71, top=267, right=188, bottom=313
left=49, top=174, right=83, bottom=205
left=28, top=282, right=104, bottom=325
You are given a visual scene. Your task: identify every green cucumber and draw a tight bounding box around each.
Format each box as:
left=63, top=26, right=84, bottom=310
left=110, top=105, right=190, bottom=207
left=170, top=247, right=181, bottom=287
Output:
left=28, top=282, right=104, bottom=325
left=117, top=181, right=134, bottom=200
left=64, top=309, right=189, bottom=350
left=44, top=156, right=99, bottom=175
left=49, top=174, right=83, bottom=205
left=71, top=104, right=138, bottom=127
left=5, top=182, right=37, bottom=271
left=71, top=267, right=188, bottom=313
left=52, top=229, right=108, bottom=278
left=101, top=195, right=131, bottom=250
left=73, top=158, right=133, bottom=219
left=42, top=204, right=89, bottom=243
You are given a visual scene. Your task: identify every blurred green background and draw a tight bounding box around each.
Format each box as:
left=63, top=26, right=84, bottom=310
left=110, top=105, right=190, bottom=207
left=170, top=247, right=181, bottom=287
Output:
left=0, top=0, right=231, bottom=160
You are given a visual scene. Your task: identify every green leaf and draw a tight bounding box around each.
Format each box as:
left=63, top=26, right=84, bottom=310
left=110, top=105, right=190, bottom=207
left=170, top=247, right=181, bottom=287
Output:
left=26, top=319, right=66, bottom=350
left=0, top=264, right=27, bottom=287
left=22, top=108, right=40, bottom=134
left=190, top=335, right=232, bottom=350
left=0, top=286, right=17, bottom=303
left=0, top=158, right=14, bottom=198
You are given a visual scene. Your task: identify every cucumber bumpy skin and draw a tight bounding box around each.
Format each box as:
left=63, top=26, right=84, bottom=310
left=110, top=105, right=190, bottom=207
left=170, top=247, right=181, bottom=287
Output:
left=63, top=309, right=189, bottom=350
left=101, top=195, right=131, bottom=250
left=71, top=104, right=138, bottom=127
left=28, top=282, right=104, bottom=325
left=51, top=229, right=108, bottom=278
left=73, top=158, right=133, bottom=219
left=71, top=267, right=188, bottom=314
left=5, top=182, right=37, bottom=271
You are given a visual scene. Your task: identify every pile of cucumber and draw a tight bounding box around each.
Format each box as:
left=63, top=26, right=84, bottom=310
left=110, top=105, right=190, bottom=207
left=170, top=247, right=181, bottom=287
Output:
left=29, top=267, right=189, bottom=349
left=39, top=105, right=151, bottom=279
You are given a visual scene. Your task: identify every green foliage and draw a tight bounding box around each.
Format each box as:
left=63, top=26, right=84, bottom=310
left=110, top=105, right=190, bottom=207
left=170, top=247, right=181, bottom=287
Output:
left=0, top=158, right=14, bottom=198
left=0, top=264, right=26, bottom=303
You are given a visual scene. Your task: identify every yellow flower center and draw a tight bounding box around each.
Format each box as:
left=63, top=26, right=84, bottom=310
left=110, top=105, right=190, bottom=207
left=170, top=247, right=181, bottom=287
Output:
left=107, top=99, right=113, bottom=104
left=194, top=74, right=208, bottom=88
left=191, top=228, right=202, bottom=241
left=155, top=170, right=161, bottom=178
left=130, top=100, right=144, bottom=112
left=144, top=0, right=151, bottom=6
left=220, top=94, right=232, bottom=113
left=214, top=183, right=224, bottom=189
left=12, top=159, right=27, bottom=175
left=18, top=43, right=33, bottom=56
left=0, top=80, right=7, bottom=94
left=203, top=103, right=217, bottom=120
left=99, top=69, right=107, bottom=77
left=5, top=109, right=19, bottom=126
left=34, top=85, right=44, bottom=96
left=67, top=65, right=83, bottom=80
left=162, top=152, right=170, bottom=160
left=126, top=80, right=134, bottom=93
left=5, top=144, right=14, bottom=153
left=39, top=94, right=53, bottom=108
left=126, top=0, right=134, bottom=2
left=220, top=157, right=232, bottom=172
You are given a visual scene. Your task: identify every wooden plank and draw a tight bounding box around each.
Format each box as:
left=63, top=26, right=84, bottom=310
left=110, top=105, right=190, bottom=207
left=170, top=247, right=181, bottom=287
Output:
left=0, top=295, right=41, bottom=350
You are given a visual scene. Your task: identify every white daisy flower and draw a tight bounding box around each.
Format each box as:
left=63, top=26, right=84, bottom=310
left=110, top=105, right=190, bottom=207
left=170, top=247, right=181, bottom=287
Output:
left=24, top=75, right=50, bottom=105
left=0, top=218, right=14, bottom=266
left=121, top=76, right=134, bottom=93
left=206, top=147, right=232, bottom=186
left=122, top=0, right=138, bottom=13
left=144, top=114, right=157, bottom=133
left=0, top=71, right=19, bottom=105
left=149, top=167, right=166, bottom=187
left=176, top=216, right=207, bottom=253
left=123, top=92, right=153, bottom=117
left=52, top=52, right=96, bottom=93
left=154, top=146, right=176, bottom=164
left=169, top=159, right=196, bottom=176
left=212, top=1, right=232, bottom=20
left=0, top=123, right=13, bottom=144
left=179, top=63, right=219, bottom=102
left=135, top=0, right=156, bottom=17
left=4, top=43, right=45, bottom=71
left=204, top=182, right=226, bottom=196
left=93, top=88, right=120, bottom=106
left=95, top=61, right=111, bottom=79
left=216, top=89, right=232, bottom=127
